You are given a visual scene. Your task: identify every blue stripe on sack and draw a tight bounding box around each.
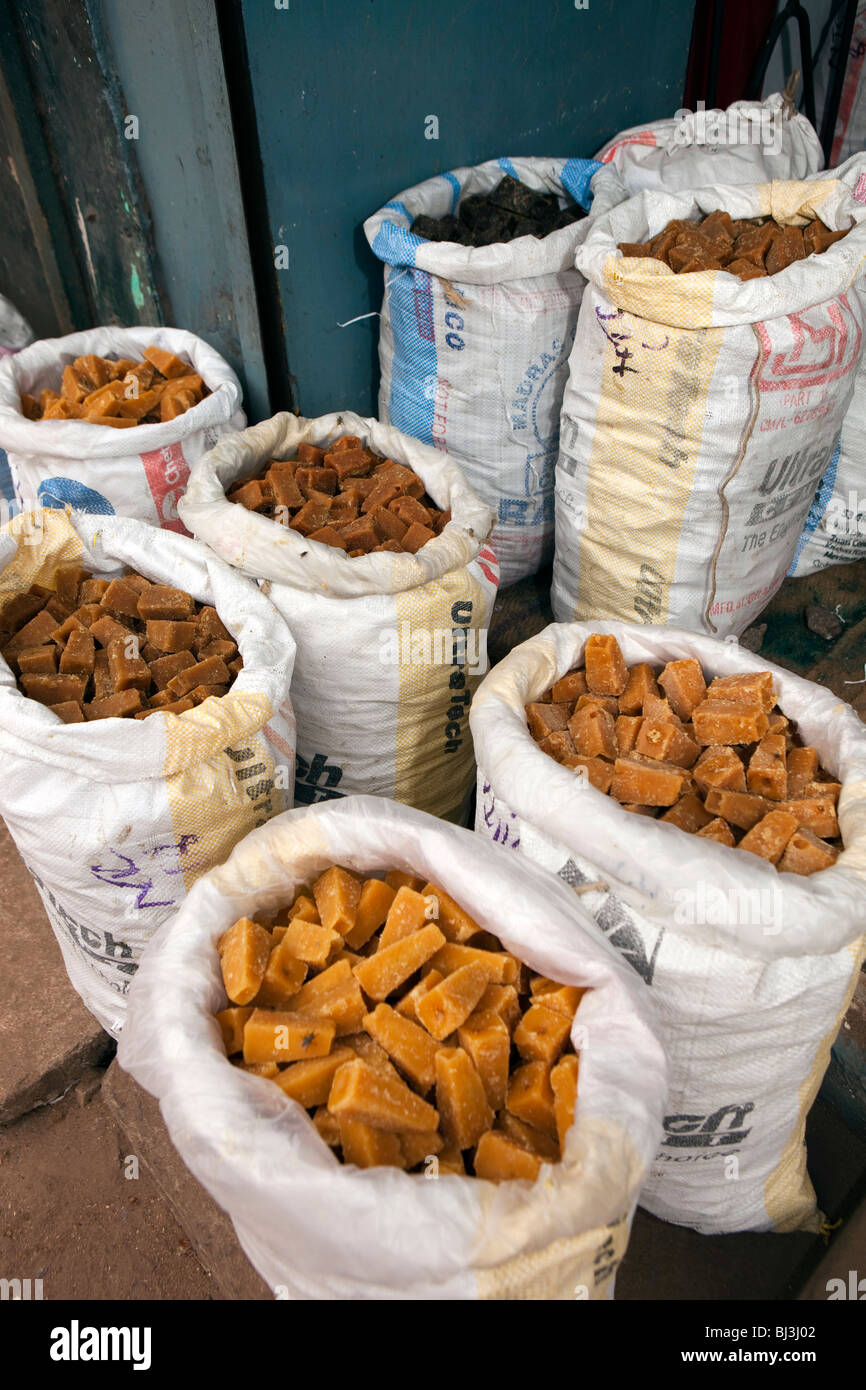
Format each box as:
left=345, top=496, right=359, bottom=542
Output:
left=497, top=156, right=520, bottom=180
left=561, top=157, right=603, bottom=208
left=385, top=265, right=436, bottom=444
left=443, top=172, right=461, bottom=211
left=371, top=219, right=422, bottom=268
left=0, top=449, right=16, bottom=509
left=788, top=434, right=841, bottom=574
left=384, top=200, right=412, bottom=223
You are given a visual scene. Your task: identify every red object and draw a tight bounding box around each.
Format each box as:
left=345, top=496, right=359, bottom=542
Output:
left=684, top=0, right=779, bottom=110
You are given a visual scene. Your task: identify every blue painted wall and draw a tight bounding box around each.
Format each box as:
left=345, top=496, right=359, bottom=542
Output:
left=241, top=0, right=696, bottom=420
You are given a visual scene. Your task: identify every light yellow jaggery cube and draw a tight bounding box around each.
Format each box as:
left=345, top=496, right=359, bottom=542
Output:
left=429, top=942, right=518, bottom=985
left=282, top=916, right=342, bottom=967
left=457, top=1012, right=510, bottom=1109
left=399, top=1129, right=444, bottom=1169
left=506, top=1061, right=557, bottom=1140
left=385, top=870, right=426, bottom=893
left=313, top=1107, right=341, bottom=1148
left=474, top=1130, right=541, bottom=1183
left=353, top=922, right=446, bottom=1001
left=394, top=969, right=444, bottom=1023
left=435, top=1047, right=494, bottom=1150
left=288, top=894, right=319, bottom=923
left=242, top=1009, right=335, bottom=1064
left=513, top=1001, right=572, bottom=1066
left=475, top=982, right=521, bottom=1032
left=338, top=1116, right=405, bottom=1169
left=328, top=1057, right=439, bottom=1133
left=415, top=962, right=489, bottom=1041
left=343, top=1031, right=402, bottom=1080
left=496, top=1110, right=560, bottom=1162
left=238, top=1061, right=280, bottom=1078
left=312, top=866, right=362, bottom=935
left=420, top=882, right=482, bottom=942
left=363, top=1004, right=442, bottom=1091
left=254, top=938, right=309, bottom=1008
left=528, top=980, right=584, bottom=1018
left=290, top=958, right=367, bottom=1035
left=344, top=878, right=396, bottom=949
left=273, top=1047, right=356, bottom=1107
left=218, top=917, right=271, bottom=1005
left=378, top=886, right=434, bottom=948
left=550, top=1054, right=579, bottom=1151
left=216, top=1005, right=253, bottom=1056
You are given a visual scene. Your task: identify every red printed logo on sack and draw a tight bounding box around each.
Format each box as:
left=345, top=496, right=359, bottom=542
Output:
left=755, top=297, right=862, bottom=392
left=477, top=546, right=500, bottom=588
left=140, top=442, right=191, bottom=534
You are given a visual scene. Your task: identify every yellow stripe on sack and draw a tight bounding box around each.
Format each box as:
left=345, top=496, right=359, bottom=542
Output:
left=0, top=508, right=84, bottom=601
left=164, top=694, right=280, bottom=893
left=574, top=315, right=724, bottom=625
left=603, top=257, right=717, bottom=329
left=763, top=934, right=866, bottom=1234
left=394, top=568, right=486, bottom=821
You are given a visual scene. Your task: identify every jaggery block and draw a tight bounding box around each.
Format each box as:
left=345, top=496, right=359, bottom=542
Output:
left=550, top=1054, right=579, bottom=1152
left=337, top=1118, right=405, bottom=1169
left=474, top=1131, right=542, bottom=1183
left=421, top=882, right=482, bottom=943
left=313, top=1108, right=341, bottom=1148
left=576, top=694, right=620, bottom=717
left=146, top=619, right=197, bottom=653
left=50, top=700, right=85, bottom=724
left=506, top=1061, right=557, bottom=1140
left=658, top=658, right=707, bottom=719
left=289, top=894, right=320, bottom=923
left=706, top=671, right=776, bottom=711
left=353, top=922, right=446, bottom=1001
left=167, top=655, right=230, bottom=698
left=747, top=735, right=787, bottom=801
left=343, top=1031, right=402, bottom=1081
left=457, top=1012, right=510, bottom=1109
left=216, top=1006, right=254, bottom=1056
left=378, top=885, right=434, bottom=948
left=273, top=1047, right=356, bottom=1107
left=703, top=787, right=771, bottom=830
left=99, top=578, right=143, bottom=619
left=17, top=646, right=58, bottom=675
left=538, top=730, right=576, bottom=763
left=660, top=792, right=714, bottom=833
left=108, top=636, right=150, bottom=692
left=329, top=1057, right=439, bottom=1132
left=642, top=692, right=682, bottom=726
left=551, top=669, right=587, bottom=702
left=398, top=1129, right=444, bottom=1170
left=54, top=564, right=88, bottom=606
left=5, top=609, right=59, bottom=653
left=290, top=959, right=366, bottom=1034
left=619, top=662, right=660, bottom=715
left=238, top=1062, right=280, bottom=1079
left=282, top=916, right=341, bottom=967
left=143, top=344, right=190, bottom=379
left=692, top=700, right=769, bottom=745
left=526, top=701, right=569, bottom=740
left=786, top=746, right=819, bottom=796
left=528, top=982, right=584, bottom=1018
left=415, top=962, right=489, bottom=1041
left=242, top=1009, right=335, bottom=1064
left=779, top=827, right=839, bottom=876
left=22, top=673, right=88, bottom=706
left=696, top=817, right=736, bottom=847
left=634, top=717, right=699, bottom=768
left=394, top=970, right=444, bottom=1024
left=513, top=1002, right=572, bottom=1066
left=435, top=1047, right=494, bottom=1149
left=779, top=796, right=839, bottom=839
left=254, top=938, right=309, bottom=1008
left=384, top=870, right=426, bottom=892
left=136, top=584, right=195, bottom=622
left=496, top=1110, right=560, bottom=1162
left=344, top=878, right=396, bottom=948
left=738, top=810, right=799, bottom=863
left=563, top=754, right=614, bottom=793
left=429, top=942, right=518, bottom=985
left=313, top=865, right=362, bottom=935
left=219, top=916, right=272, bottom=1005
left=363, top=1004, right=442, bottom=1091
left=693, top=744, right=747, bottom=795
left=568, top=704, right=617, bottom=759
left=584, top=633, right=628, bottom=696
left=616, top=715, right=644, bottom=755
left=610, top=755, right=687, bottom=806
left=58, top=629, right=95, bottom=677
left=85, top=689, right=145, bottom=720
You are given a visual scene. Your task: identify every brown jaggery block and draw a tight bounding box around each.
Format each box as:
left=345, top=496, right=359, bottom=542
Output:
left=269, top=468, right=305, bottom=510
left=401, top=521, right=436, bottom=553
left=398, top=1129, right=444, bottom=1170
left=804, top=219, right=848, bottom=255
left=0, top=591, right=47, bottom=635
left=385, top=871, right=427, bottom=893
left=107, top=636, right=150, bottom=692
left=526, top=701, right=570, bottom=739
left=538, top=729, right=576, bottom=763
left=706, top=671, right=776, bottom=711
left=622, top=804, right=660, bottom=817
left=550, top=1054, right=579, bottom=1152
left=634, top=717, right=699, bottom=768
left=642, top=692, right=682, bottom=726
left=692, top=699, right=769, bottom=745
left=312, top=865, right=362, bottom=936
left=296, top=466, right=337, bottom=498
left=551, top=669, right=588, bottom=703
left=474, top=1130, right=542, bottom=1183
left=353, top=923, right=446, bottom=1001
left=99, top=578, right=142, bottom=620
left=273, top=1047, right=356, bottom=1107
left=394, top=969, right=444, bottom=1023
left=704, top=786, right=771, bottom=830
left=337, top=1118, right=405, bottom=1169
left=584, top=632, right=628, bottom=696
left=435, top=1047, right=493, bottom=1149
left=91, top=650, right=113, bottom=700
left=197, top=638, right=238, bottom=664
left=290, top=497, right=333, bottom=536
left=660, top=792, right=714, bottom=832
left=219, top=916, right=272, bottom=1005
left=475, top=983, right=521, bottom=1032
left=53, top=564, right=88, bottom=606
left=765, top=225, right=805, bottom=275
left=283, top=916, right=341, bottom=967
left=787, top=746, right=819, bottom=796
left=576, top=693, right=620, bottom=717
left=378, top=885, right=433, bottom=948
left=196, top=606, right=231, bottom=644
left=78, top=578, right=110, bottom=606
left=730, top=221, right=777, bottom=266
left=136, top=584, right=194, bottom=622
left=21, top=673, right=87, bottom=706
left=136, top=697, right=193, bottom=719
left=506, top=1061, right=557, bottom=1140
left=529, top=981, right=584, bottom=1018
left=343, top=1031, right=402, bottom=1081
left=421, top=882, right=482, bottom=943
left=18, top=646, right=58, bottom=675
left=568, top=704, right=617, bottom=759
left=50, top=700, right=85, bottom=723
left=146, top=619, right=197, bottom=653
left=149, top=650, right=196, bottom=690
left=308, top=525, right=348, bottom=550
left=58, top=629, right=95, bottom=677
left=167, top=655, right=230, bottom=698
left=496, top=1110, right=560, bottom=1163
left=615, top=714, right=643, bottom=755
left=513, top=1002, right=572, bottom=1066
left=290, top=959, right=366, bottom=1035
left=739, top=810, right=799, bottom=863
left=766, top=711, right=790, bottom=738
left=329, top=1057, right=439, bottom=1133
left=289, top=894, right=320, bottom=923
left=779, top=796, right=839, bottom=839
left=457, top=1012, right=510, bottom=1110
left=693, top=744, right=747, bottom=795
left=619, top=662, right=659, bottom=715
left=747, top=735, right=788, bottom=801
left=658, top=658, right=707, bottom=718
left=429, top=941, right=519, bottom=985
left=696, top=817, right=736, bottom=847
left=4, top=608, right=58, bottom=654
left=336, top=515, right=380, bottom=552
left=325, top=447, right=375, bottom=479
left=363, top=1004, right=442, bottom=1091
left=610, top=754, right=688, bottom=806
left=415, top=962, right=489, bottom=1041
left=243, top=1009, right=335, bottom=1064
left=216, top=1005, right=254, bottom=1056
left=370, top=506, right=408, bottom=544
left=313, top=1108, right=341, bottom=1148
left=297, top=442, right=326, bottom=463
left=563, top=754, right=614, bottom=793
left=726, top=258, right=769, bottom=281
left=343, top=878, right=396, bottom=949
left=779, top=827, right=839, bottom=876
left=254, top=938, right=309, bottom=1009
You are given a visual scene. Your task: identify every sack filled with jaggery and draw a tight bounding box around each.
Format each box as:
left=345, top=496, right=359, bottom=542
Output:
left=117, top=794, right=667, bottom=1300
left=0, top=326, right=245, bottom=528
left=553, top=178, right=866, bottom=636
left=470, top=620, right=866, bottom=1235
left=178, top=410, right=497, bottom=822
left=0, top=508, right=296, bottom=1036
left=364, top=156, right=604, bottom=587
